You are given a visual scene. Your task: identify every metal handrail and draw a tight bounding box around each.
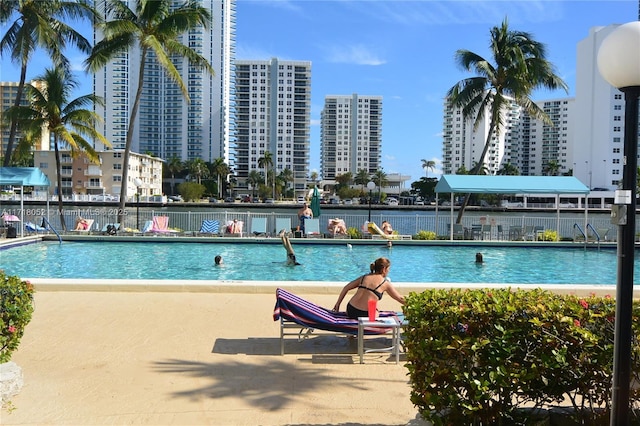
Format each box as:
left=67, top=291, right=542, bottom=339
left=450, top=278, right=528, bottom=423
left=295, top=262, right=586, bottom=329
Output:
left=41, top=216, right=62, bottom=244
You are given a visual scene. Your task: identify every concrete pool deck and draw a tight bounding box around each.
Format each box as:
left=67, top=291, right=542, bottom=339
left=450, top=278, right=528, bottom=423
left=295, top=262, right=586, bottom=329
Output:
left=2, top=291, right=425, bottom=426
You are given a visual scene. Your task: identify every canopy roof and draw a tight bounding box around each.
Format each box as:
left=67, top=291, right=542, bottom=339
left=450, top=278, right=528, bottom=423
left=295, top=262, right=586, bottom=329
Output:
left=435, top=175, right=589, bottom=195
left=0, top=167, right=50, bottom=187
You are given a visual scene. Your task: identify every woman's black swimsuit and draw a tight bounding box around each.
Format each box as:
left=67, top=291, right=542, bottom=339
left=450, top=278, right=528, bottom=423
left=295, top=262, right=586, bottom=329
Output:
left=346, top=276, right=387, bottom=319
left=358, top=276, right=386, bottom=300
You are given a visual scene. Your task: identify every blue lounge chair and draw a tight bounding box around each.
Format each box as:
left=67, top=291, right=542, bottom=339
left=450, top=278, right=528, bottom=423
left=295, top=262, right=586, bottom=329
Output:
left=303, top=218, right=321, bottom=237
left=25, top=221, right=47, bottom=234
left=198, top=219, right=220, bottom=235
left=250, top=217, right=267, bottom=236
left=273, top=288, right=397, bottom=355
left=275, top=217, right=292, bottom=235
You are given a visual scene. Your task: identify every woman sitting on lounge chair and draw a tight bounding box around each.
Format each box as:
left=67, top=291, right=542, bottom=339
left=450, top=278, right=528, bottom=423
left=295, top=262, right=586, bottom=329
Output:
left=332, top=257, right=405, bottom=319
left=74, top=217, right=89, bottom=230
left=328, top=218, right=347, bottom=236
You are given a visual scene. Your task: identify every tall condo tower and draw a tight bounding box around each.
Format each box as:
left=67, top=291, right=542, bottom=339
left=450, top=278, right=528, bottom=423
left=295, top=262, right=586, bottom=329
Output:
left=93, top=0, right=236, bottom=164
left=233, top=58, right=311, bottom=194
left=320, top=94, right=383, bottom=181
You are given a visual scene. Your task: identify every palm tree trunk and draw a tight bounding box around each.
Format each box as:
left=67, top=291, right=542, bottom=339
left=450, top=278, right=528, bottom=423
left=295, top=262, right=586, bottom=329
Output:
left=3, top=65, right=28, bottom=166
left=53, top=138, right=67, bottom=231
left=455, top=120, right=497, bottom=224
left=117, top=49, right=147, bottom=224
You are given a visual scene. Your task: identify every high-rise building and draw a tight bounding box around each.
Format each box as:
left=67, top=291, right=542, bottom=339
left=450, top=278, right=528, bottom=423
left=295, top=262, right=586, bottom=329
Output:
left=574, top=24, right=627, bottom=190
left=320, top=94, right=382, bottom=181
left=512, top=98, right=575, bottom=176
left=0, top=81, right=51, bottom=156
left=442, top=94, right=519, bottom=175
left=233, top=58, right=311, bottom=195
left=93, top=0, right=236, bottom=165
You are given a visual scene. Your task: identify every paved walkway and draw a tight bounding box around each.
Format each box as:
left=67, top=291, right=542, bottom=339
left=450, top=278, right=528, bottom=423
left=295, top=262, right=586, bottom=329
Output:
left=2, top=291, right=425, bottom=426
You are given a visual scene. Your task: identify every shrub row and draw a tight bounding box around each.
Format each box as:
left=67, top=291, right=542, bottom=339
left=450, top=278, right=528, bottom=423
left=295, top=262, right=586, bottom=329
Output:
left=0, top=271, right=35, bottom=364
left=403, top=288, right=640, bottom=425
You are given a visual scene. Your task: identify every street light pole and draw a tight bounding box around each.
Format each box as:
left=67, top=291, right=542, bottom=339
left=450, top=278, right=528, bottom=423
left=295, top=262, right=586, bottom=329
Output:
left=367, top=181, right=375, bottom=222
left=134, top=178, right=142, bottom=231
left=597, top=21, right=640, bottom=425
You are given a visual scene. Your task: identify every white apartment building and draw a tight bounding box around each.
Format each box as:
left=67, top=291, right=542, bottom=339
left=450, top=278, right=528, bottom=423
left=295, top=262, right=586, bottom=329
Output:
left=34, top=150, right=163, bottom=201
left=93, top=0, right=236, bottom=164
left=442, top=95, right=519, bottom=175
left=233, top=58, right=311, bottom=195
left=320, top=94, right=383, bottom=182
left=574, top=24, right=627, bottom=190
left=513, top=98, right=575, bottom=176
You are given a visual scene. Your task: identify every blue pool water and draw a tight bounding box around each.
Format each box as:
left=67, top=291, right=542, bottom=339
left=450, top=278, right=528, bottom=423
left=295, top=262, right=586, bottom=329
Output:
left=0, top=241, right=634, bottom=285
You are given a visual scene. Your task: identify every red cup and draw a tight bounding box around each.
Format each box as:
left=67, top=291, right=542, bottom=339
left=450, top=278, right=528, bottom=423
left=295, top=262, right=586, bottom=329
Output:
left=368, top=299, right=377, bottom=321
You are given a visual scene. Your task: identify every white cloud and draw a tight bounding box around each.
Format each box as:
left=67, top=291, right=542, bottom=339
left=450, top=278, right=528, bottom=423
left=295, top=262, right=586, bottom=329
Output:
left=324, top=44, right=386, bottom=66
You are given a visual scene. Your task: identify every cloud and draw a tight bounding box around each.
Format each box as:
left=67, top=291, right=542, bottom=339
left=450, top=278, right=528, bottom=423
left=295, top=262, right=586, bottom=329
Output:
left=324, top=44, right=386, bottom=66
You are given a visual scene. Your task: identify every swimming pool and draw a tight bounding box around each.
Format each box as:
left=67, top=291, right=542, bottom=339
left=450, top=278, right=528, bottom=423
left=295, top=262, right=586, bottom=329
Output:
left=1, top=241, right=635, bottom=285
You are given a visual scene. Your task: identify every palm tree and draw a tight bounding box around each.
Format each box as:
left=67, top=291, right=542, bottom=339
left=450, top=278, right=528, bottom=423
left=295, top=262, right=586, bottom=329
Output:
left=372, top=169, right=388, bottom=199
left=309, top=171, right=319, bottom=186
left=354, top=169, right=370, bottom=192
left=544, top=160, right=560, bottom=176
left=497, top=162, right=520, bottom=176
left=86, top=0, right=215, bottom=224
left=421, top=159, right=436, bottom=178
left=0, top=0, right=95, bottom=166
left=186, top=158, right=208, bottom=185
left=8, top=67, right=108, bottom=230
left=210, top=157, right=229, bottom=198
left=257, top=152, right=273, bottom=188
left=447, top=18, right=568, bottom=223
left=278, top=168, right=294, bottom=198
left=246, top=170, right=262, bottom=199
left=167, top=156, right=183, bottom=195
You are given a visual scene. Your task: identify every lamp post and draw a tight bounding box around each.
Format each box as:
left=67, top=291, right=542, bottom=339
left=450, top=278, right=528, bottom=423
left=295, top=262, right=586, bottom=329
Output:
left=367, top=181, right=375, bottom=222
left=133, top=178, right=142, bottom=231
left=597, top=21, right=640, bottom=425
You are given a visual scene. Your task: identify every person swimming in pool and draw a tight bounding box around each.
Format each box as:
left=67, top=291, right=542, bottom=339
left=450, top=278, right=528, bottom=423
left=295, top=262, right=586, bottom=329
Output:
left=280, top=230, right=301, bottom=266
left=332, top=257, right=405, bottom=319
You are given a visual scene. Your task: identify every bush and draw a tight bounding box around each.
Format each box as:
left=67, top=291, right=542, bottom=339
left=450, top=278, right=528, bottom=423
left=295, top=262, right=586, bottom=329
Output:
left=414, top=230, right=436, bottom=240
left=538, top=229, right=559, bottom=241
left=404, top=288, right=640, bottom=425
left=0, top=271, right=35, bottom=364
left=346, top=226, right=362, bottom=239
left=177, top=181, right=205, bottom=201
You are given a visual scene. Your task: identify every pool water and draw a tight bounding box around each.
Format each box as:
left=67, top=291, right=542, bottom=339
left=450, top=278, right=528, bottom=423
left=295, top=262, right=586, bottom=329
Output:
left=1, top=241, right=634, bottom=285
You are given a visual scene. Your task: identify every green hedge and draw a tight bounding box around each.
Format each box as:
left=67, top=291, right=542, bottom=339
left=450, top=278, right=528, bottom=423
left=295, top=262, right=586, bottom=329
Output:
left=0, top=271, right=35, bottom=364
left=404, top=288, right=640, bottom=425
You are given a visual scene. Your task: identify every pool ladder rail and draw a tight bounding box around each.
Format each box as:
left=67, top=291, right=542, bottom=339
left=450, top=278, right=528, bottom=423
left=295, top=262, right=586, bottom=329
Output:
left=573, top=223, right=607, bottom=249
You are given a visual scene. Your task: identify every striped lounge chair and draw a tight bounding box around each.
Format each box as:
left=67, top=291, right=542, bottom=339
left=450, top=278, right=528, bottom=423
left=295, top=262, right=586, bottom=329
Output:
left=198, top=219, right=220, bottom=236
left=273, top=288, right=397, bottom=355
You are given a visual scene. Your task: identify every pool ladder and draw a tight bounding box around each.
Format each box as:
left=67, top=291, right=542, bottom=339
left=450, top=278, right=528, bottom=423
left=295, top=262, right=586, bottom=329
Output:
left=573, top=223, right=601, bottom=249
left=41, top=216, right=62, bottom=244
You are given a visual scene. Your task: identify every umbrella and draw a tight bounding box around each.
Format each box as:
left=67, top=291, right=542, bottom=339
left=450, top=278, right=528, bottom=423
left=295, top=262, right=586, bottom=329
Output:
left=1, top=214, right=20, bottom=223
left=310, top=186, right=321, bottom=218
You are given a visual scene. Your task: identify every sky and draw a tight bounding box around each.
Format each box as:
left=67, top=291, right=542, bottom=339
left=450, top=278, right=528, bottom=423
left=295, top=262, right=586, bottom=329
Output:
left=1, top=0, right=637, bottom=184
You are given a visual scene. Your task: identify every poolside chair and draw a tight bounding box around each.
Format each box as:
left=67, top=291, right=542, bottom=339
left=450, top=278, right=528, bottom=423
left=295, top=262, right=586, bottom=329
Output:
left=198, top=219, right=220, bottom=236
left=327, top=218, right=348, bottom=238
left=140, top=220, right=154, bottom=234
left=224, top=220, right=243, bottom=237
left=451, top=223, right=465, bottom=240
left=25, top=221, right=47, bottom=235
left=273, top=288, right=398, bottom=355
left=481, top=224, right=492, bottom=240
left=275, top=217, right=292, bottom=236
left=150, top=216, right=178, bottom=235
left=101, top=223, right=120, bottom=235
left=304, top=218, right=322, bottom=238
left=70, top=218, right=94, bottom=234
left=250, top=217, right=268, bottom=237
